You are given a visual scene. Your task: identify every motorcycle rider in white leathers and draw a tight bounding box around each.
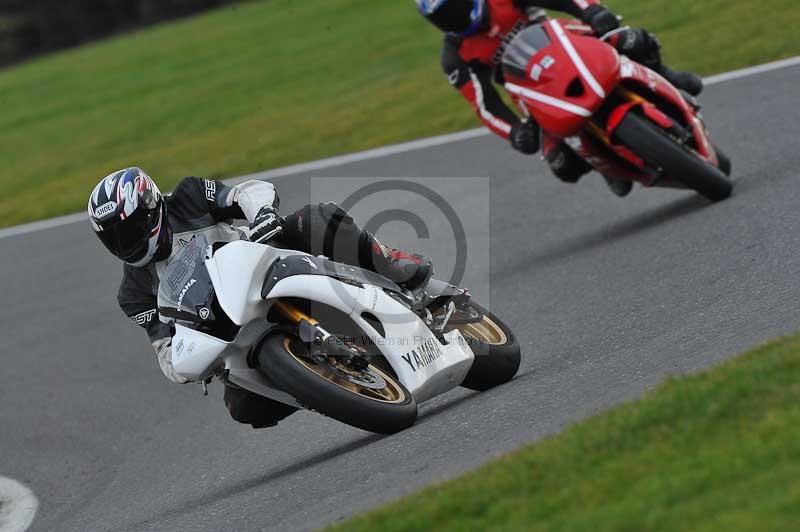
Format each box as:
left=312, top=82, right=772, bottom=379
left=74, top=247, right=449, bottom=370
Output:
left=88, top=168, right=432, bottom=428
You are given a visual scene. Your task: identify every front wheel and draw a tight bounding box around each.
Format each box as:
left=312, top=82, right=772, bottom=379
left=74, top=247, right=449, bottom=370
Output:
left=257, top=333, right=418, bottom=434
left=446, top=302, right=521, bottom=391
left=714, top=144, right=732, bottom=176
left=613, top=112, right=733, bottom=202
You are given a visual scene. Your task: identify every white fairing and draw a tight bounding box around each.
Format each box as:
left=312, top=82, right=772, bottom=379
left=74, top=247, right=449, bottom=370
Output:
left=171, top=324, right=228, bottom=381
left=171, top=240, right=475, bottom=403
left=205, top=241, right=303, bottom=325
left=268, top=278, right=475, bottom=402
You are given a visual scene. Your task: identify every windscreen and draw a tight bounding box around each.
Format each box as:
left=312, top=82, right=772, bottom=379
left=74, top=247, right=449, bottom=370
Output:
left=158, top=234, right=216, bottom=323
left=501, top=24, right=552, bottom=80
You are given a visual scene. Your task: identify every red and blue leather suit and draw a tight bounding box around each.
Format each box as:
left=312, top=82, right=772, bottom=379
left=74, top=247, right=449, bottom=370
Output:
left=440, top=0, right=699, bottom=182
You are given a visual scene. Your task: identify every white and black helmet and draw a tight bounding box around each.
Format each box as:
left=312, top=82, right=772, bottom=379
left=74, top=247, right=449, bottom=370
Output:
left=88, top=167, right=171, bottom=267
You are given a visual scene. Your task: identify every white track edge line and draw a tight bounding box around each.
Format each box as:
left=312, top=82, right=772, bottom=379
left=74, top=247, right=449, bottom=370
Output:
left=0, top=476, right=38, bottom=532
left=1, top=54, right=798, bottom=240
left=703, top=55, right=800, bottom=85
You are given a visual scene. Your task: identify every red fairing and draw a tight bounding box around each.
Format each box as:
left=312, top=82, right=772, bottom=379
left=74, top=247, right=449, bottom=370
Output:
left=504, top=19, right=620, bottom=138
left=562, top=131, right=646, bottom=179
left=504, top=15, right=724, bottom=187
left=640, top=104, right=675, bottom=129
left=455, top=1, right=605, bottom=140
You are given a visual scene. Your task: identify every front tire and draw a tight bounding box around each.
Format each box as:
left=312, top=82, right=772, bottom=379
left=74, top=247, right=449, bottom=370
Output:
left=614, top=112, right=733, bottom=201
left=257, top=334, right=418, bottom=434
left=446, top=303, right=521, bottom=391
left=714, top=144, right=732, bottom=176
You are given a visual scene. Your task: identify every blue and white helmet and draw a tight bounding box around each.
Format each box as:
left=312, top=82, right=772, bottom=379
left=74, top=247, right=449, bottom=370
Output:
left=416, top=0, right=487, bottom=36
left=88, top=167, right=170, bottom=267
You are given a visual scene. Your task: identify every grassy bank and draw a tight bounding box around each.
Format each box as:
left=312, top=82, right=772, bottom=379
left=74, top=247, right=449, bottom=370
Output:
left=1, top=0, right=798, bottom=226
left=331, top=333, right=800, bottom=531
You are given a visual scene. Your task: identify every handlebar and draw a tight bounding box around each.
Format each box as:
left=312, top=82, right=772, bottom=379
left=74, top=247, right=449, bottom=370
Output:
left=599, top=25, right=630, bottom=42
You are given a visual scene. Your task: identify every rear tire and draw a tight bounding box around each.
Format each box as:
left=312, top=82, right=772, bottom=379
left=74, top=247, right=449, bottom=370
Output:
left=446, top=303, right=521, bottom=391
left=614, top=112, right=733, bottom=202
left=257, top=333, right=418, bottom=434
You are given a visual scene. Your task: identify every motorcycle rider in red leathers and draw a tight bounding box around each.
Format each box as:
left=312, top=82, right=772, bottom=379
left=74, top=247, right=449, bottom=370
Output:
left=417, top=0, right=704, bottom=197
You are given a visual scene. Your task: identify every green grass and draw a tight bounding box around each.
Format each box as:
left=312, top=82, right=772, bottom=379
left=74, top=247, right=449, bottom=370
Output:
left=330, top=334, right=800, bottom=532
left=1, top=0, right=799, bottom=226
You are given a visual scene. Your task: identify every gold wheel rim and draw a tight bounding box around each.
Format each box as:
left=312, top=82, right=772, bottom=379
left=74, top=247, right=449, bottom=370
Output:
left=453, top=315, right=508, bottom=346
left=283, top=338, right=407, bottom=404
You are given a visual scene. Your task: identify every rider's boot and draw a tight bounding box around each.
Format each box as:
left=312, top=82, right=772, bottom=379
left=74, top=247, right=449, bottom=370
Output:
left=281, top=202, right=433, bottom=291
left=365, top=237, right=433, bottom=291
left=602, top=175, right=634, bottom=197
left=654, top=64, right=704, bottom=97
left=545, top=123, right=633, bottom=197
left=545, top=140, right=592, bottom=184
left=617, top=29, right=704, bottom=96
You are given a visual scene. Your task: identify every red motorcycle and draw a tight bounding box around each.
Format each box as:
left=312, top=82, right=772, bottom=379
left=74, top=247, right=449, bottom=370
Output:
left=502, top=18, right=733, bottom=201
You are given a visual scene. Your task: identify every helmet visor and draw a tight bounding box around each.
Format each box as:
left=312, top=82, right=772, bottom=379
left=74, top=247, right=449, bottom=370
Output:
left=96, top=203, right=162, bottom=263
left=422, top=0, right=483, bottom=35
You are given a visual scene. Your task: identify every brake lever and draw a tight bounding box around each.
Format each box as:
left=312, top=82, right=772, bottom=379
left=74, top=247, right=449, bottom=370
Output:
left=256, top=225, right=284, bottom=244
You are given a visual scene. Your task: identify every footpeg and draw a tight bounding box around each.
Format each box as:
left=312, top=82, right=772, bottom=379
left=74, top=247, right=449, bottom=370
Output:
left=434, top=301, right=456, bottom=331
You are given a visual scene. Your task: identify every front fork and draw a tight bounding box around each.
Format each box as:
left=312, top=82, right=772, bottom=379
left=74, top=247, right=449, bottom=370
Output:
left=272, top=299, right=328, bottom=344
left=601, top=87, right=692, bottom=145
left=270, top=299, right=368, bottom=369
left=587, top=87, right=647, bottom=146
left=582, top=87, right=695, bottom=179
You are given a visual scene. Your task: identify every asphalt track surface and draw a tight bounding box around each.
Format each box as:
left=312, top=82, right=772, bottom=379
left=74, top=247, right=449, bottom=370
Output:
left=2, top=63, right=800, bottom=532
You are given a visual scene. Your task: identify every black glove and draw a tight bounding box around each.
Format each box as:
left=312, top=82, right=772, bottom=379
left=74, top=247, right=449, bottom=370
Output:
left=249, top=206, right=283, bottom=244
left=582, top=5, right=620, bottom=36
left=509, top=120, right=540, bottom=155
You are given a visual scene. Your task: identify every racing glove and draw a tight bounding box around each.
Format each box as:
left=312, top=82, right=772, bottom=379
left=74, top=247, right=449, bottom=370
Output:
left=582, top=5, right=620, bottom=36
left=249, top=206, right=283, bottom=243
left=510, top=120, right=540, bottom=155
left=154, top=337, right=189, bottom=384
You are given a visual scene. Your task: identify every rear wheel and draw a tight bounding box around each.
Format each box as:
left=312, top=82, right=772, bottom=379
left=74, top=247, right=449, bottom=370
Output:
left=614, top=112, right=733, bottom=201
left=446, top=302, right=521, bottom=391
left=257, top=333, right=418, bottom=434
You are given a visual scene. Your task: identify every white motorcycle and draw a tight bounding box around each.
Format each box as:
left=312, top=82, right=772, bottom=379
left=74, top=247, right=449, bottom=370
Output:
left=159, top=234, right=521, bottom=434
